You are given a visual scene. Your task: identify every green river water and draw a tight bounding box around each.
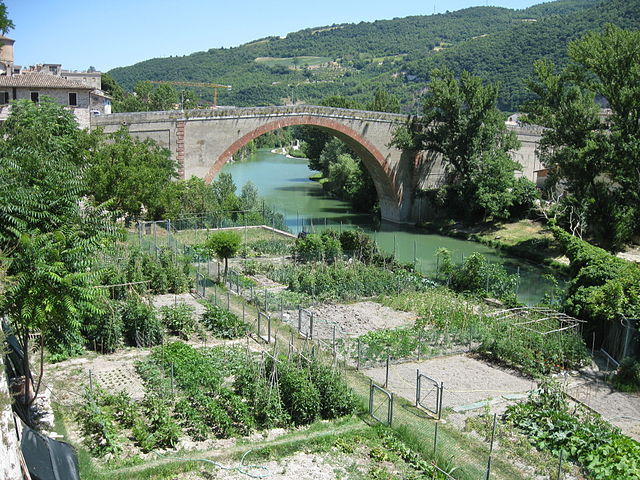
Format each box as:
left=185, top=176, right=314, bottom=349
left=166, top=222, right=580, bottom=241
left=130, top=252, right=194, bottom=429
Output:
left=222, top=149, right=557, bottom=305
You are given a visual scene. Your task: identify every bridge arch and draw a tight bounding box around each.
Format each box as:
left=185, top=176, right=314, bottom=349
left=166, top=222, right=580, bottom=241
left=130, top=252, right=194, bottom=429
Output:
left=202, top=116, right=402, bottom=215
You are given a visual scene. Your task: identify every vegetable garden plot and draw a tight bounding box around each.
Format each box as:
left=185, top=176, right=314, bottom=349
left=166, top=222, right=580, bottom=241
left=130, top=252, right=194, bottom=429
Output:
left=74, top=342, right=359, bottom=457
left=363, top=355, right=535, bottom=412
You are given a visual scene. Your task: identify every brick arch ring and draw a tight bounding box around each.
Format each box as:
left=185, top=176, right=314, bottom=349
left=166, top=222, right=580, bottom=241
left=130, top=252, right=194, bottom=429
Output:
left=202, top=116, right=401, bottom=206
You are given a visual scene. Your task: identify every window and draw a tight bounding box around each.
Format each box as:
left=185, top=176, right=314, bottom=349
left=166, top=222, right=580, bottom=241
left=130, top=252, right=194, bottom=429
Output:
left=0, top=91, right=8, bottom=104
left=30, top=92, right=39, bottom=102
left=68, top=92, right=77, bottom=106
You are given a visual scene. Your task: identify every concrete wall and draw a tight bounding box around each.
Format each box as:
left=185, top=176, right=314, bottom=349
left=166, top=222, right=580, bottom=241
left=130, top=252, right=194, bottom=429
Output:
left=0, top=356, right=22, bottom=480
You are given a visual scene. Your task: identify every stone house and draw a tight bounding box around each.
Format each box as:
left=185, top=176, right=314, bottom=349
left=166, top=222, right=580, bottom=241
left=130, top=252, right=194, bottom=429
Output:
left=0, top=35, right=111, bottom=129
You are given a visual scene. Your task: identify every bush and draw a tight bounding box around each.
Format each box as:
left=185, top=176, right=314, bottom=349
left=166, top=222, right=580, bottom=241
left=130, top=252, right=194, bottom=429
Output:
left=160, top=303, right=196, bottom=339
left=76, top=387, right=123, bottom=456
left=293, top=232, right=342, bottom=263
left=506, top=380, right=640, bottom=479
left=339, top=229, right=379, bottom=263
left=126, top=248, right=191, bottom=295
left=438, top=249, right=519, bottom=303
left=306, top=360, right=358, bottom=418
left=83, top=301, right=123, bottom=353
left=551, top=224, right=640, bottom=343
left=201, top=303, right=248, bottom=338
left=121, top=297, right=164, bottom=347
left=613, top=358, right=640, bottom=392
left=276, top=359, right=321, bottom=425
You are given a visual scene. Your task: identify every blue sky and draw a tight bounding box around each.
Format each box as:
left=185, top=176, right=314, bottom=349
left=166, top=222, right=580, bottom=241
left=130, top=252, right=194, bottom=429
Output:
left=6, top=0, right=543, bottom=72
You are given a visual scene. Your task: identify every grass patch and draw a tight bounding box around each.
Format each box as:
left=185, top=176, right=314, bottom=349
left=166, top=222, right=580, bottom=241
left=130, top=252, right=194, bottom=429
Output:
left=419, top=219, right=568, bottom=272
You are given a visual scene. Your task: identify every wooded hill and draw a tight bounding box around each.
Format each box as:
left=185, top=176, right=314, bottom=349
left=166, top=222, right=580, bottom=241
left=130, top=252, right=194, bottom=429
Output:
left=108, top=0, right=640, bottom=112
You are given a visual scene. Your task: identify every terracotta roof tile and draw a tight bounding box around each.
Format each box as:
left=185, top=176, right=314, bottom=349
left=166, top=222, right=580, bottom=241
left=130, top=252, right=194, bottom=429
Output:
left=0, top=74, right=92, bottom=89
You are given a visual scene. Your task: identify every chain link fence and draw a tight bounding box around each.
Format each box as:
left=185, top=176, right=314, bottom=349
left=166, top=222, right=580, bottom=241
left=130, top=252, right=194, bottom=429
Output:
left=131, top=219, right=577, bottom=479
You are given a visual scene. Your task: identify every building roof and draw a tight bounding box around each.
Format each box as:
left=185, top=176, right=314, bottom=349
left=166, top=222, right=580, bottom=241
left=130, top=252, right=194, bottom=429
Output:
left=0, top=73, right=92, bottom=89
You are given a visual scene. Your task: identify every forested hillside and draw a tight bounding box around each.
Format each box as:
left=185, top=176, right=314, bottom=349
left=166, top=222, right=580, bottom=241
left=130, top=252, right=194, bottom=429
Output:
left=108, top=0, right=639, bottom=112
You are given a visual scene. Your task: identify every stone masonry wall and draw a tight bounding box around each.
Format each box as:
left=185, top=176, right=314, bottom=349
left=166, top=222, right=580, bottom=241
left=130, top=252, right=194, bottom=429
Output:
left=0, top=355, right=22, bottom=480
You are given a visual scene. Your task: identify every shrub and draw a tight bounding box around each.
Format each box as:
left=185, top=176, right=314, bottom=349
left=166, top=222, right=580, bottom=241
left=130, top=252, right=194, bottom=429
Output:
left=306, top=360, right=358, bottom=418
left=437, top=249, right=519, bottom=303
left=613, top=358, right=640, bottom=392
left=160, top=303, right=196, bottom=339
left=76, top=387, right=123, bottom=456
left=83, top=301, right=123, bottom=353
left=121, top=297, right=164, bottom=347
left=506, top=380, right=640, bottom=479
left=551, top=224, right=640, bottom=330
left=276, top=360, right=321, bottom=425
left=200, top=303, right=248, bottom=339
left=294, top=232, right=343, bottom=263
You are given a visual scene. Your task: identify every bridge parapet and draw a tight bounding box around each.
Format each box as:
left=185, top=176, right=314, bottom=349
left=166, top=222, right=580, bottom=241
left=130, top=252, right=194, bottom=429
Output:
left=92, top=105, right=409, bottom=127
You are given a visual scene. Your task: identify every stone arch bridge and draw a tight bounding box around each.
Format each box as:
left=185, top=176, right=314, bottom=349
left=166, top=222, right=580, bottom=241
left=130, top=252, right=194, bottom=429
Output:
left=92, top=105, right=543, bottom=224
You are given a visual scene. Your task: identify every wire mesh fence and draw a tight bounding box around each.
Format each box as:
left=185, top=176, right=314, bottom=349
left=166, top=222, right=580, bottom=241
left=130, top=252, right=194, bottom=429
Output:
left=129, top=219, right=579, bottom=479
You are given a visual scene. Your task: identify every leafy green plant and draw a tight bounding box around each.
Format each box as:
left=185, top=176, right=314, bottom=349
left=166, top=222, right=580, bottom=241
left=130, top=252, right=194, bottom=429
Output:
left=121, top=297, right=164, bottom=347
left=200, top=303, right=248, bottom=339
left=76, top=387, right=123, bottom=456
left=275, top=358, right=321, bottom=425
left=613, top=358, right=640, bottom=392
left=83, top=301, right=123, bottom=353
left=506, top=380, right=640, bottom=479
left=160, top=303, right=196, bottom=339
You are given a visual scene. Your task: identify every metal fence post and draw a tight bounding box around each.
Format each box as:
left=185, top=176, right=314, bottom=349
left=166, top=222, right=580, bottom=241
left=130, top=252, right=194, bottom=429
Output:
left=557, top=450, right=564, bottom=480
left=384, top=355, right=390, bottom=388
left=485, top=413, right=497, bottom=480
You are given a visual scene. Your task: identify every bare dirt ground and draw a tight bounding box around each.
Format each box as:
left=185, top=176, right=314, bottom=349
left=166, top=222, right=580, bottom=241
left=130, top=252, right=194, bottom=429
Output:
left=151, top=292, right=207, bottom=316
left=281, top=301, right=418, bottom=340
left=364, top=354, right=536, bottom=420
left=563, top=371, right=640, bottom=441
left=175, top=451, right=365, bottom=480
left=617, top=243, right=640, bottom=264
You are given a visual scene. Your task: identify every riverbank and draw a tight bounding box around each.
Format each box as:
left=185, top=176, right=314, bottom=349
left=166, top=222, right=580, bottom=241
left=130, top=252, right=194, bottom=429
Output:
left=417, top=218, right=570, bottom=273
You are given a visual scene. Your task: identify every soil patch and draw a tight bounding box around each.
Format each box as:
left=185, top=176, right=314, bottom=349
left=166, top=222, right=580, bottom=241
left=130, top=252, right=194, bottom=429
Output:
left=564, top=373, right=640, bottom=441
left=364, top=354, right=536, bottom=415
left=282, top=301, right=418, bottom=340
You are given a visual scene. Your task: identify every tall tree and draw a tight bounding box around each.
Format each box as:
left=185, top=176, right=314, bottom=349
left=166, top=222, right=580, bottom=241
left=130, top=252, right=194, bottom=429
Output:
left=524, top=25, right=640, bottom=249
left=395, top=68, right=534, bottom=220
left=0, top=0, right=13, bottom=34
left=0, top=99, right=114, bottom=409
left=366, top=89, right=401, bottom=113
left=86, top=127, right=178, bottom=221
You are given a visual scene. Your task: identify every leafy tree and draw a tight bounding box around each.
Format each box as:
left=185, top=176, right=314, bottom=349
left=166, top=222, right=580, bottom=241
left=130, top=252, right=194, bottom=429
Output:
left=0, top=0, right=13, bottom=34
left=524, top=25, right=640, bottom=250
left=211, top=172, right=240, bottom=212
left=366, top=89, right=401, bottom=113
left=159, top=177, right=219, bottom=220
left=0, top=99, right=96, bottom=240
left=0, top=99, right=114, bottom=409
left=205, top=230, right=241, bottom=278
left=239, top=181, right=260, bottom=211
left=86, top=127, right=178, bottom=221
left=395, top=68, right=535, bottom=220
